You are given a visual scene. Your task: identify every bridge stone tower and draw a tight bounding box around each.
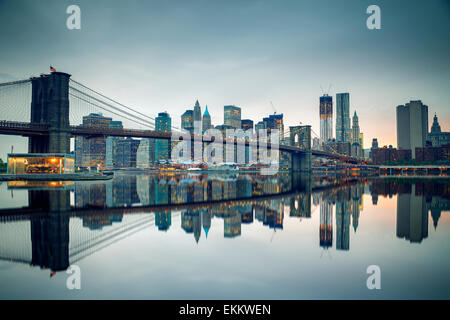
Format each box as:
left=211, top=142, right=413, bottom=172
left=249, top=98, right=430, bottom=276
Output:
left=289, top=125, right=311, bottom=172
left=29, top=72, right=71, bottom=153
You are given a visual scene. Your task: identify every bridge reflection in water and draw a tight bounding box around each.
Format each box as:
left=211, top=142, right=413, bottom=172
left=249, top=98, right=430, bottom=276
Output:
left=0, top=173, right=449, bottom=275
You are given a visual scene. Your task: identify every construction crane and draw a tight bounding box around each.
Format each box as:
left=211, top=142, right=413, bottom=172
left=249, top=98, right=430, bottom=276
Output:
left=270, top=101, right=277, bottom=114
left=320, top=84, right=333, bottom=96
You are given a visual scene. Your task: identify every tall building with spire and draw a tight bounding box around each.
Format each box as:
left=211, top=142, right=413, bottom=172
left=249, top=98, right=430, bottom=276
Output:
left=352, top=111, right=360, bottom=144
left=428, top=113, right=450, bottom=147
left=193, top=100, right=201, bottom=122
left=351, top=111, right=361, bottom=158
left=202, top=105, right=212, bottom=133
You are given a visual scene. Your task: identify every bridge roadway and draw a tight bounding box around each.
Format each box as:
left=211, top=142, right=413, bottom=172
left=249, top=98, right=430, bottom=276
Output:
left=0, top=120, right=359, bottom=163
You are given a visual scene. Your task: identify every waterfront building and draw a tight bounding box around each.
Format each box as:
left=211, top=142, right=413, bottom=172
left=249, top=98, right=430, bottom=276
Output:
left=371, top=145, right=412, bottom=165
left=155, top=112, right=171, bottom=163
left=255, top=121, right=266, bottom=132
left=224, top=105, right=241, bottom=129
left=241, top=119, right=254, bottom=131
left=326, top=139, right=351, bottom=156
left=415, top=144, right=450, bottom=162
left=320, top=94, right=333, bottom=145
left=336, top=93, right=351, bottom=143
left=7, top=153, right=74, bottom=174
left=264, top=113, right=284, bottom=141
left=428, top=113, right=450, bottom=147
left=75, top=113, right=112, bottom=169
left=105, top=120, right=124, bottom=169
left=116, top=137, right=140, bottom=168
left=136, top=138, right=155, bottom=168
left=396, top=100, right=428, bottom=158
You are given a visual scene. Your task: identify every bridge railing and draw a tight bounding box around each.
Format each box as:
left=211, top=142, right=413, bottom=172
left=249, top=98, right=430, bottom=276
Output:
left=0, top=120, right=49, bottom=130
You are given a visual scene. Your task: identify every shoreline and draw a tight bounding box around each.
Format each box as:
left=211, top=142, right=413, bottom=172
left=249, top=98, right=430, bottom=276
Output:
left=0, top=174, right=113, bottom=181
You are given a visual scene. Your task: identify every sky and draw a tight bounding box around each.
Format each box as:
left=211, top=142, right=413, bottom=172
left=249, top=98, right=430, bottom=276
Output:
left=0, top=0, right=449, bottom=159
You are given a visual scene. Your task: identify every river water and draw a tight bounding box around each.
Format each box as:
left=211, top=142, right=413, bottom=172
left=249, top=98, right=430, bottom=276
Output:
left=0, top=172, right=449, bottom=299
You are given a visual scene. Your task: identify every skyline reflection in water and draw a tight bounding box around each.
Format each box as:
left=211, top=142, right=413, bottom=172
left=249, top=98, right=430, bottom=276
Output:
left=0, top=173, right=449, bottom=299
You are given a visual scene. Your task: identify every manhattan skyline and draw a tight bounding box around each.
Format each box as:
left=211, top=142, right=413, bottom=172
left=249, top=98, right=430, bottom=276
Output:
left=0, top=0, right=449, bottom=160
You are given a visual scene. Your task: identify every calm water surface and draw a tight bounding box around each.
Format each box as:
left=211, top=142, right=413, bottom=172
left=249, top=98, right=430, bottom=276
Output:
left=0, top=172, right=449, bottom=299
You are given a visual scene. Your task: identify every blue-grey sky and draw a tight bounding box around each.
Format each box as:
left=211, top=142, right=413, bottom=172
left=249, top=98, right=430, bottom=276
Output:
left=0, top=0, right=449, bottom=159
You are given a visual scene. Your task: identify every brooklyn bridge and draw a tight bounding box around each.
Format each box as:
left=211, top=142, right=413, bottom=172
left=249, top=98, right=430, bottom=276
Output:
left=0, top=71, right=362, bottom=171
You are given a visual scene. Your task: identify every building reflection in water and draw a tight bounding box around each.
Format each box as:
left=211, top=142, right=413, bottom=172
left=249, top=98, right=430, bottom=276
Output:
left=1, top=175, right=449, bottom=274
left=320, top=198, right=333, bottom=249
left=371, top=179, right=450, bottom=243
left=396, top=185, right=428, bottom=243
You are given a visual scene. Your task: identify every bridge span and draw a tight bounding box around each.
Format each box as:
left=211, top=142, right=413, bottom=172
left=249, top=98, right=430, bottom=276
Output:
left=0, top=71, right=363, bottom=170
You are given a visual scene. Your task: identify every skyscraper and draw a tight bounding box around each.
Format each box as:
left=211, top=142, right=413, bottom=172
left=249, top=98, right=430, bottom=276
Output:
left=263, top=113, right=284, bottom=140
left=319, top=95, right=333, bottom=145
left=396, top=100, right=428, bottom=159
left=202, top=105, right=212, bottom=133
left=352, top=111, right=360, bottom=144
left=105, top=120, right=124, bottom=169
left=75, top=113, right=112, bottom=169
left=255, top=121, right=266, bottom=132
left=372, top=138, right=378, bottom=149
left=336, top=93, right=351, bottom=143
left=193, top=100, right=201, bottom=123
left=116, top=137, right=140, bottom=168
left=241, top=119, right=254, bottom=131
left=155, top=112, right=171, bottom=163
left=181, top=109, right=194, bottom=134
left=224, top=105, right=241, bottom=129
left=359, top=132, right=364, bottom=149
left=351, top=111, right=361, bottom=158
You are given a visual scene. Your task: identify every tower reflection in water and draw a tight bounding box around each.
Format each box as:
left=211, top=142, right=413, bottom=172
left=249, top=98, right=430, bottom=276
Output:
left=0, top=174, right=449, bottom=274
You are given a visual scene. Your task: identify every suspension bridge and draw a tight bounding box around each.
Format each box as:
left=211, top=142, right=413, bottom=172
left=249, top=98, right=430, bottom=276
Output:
left=0, top=71, right=362, bottom=170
